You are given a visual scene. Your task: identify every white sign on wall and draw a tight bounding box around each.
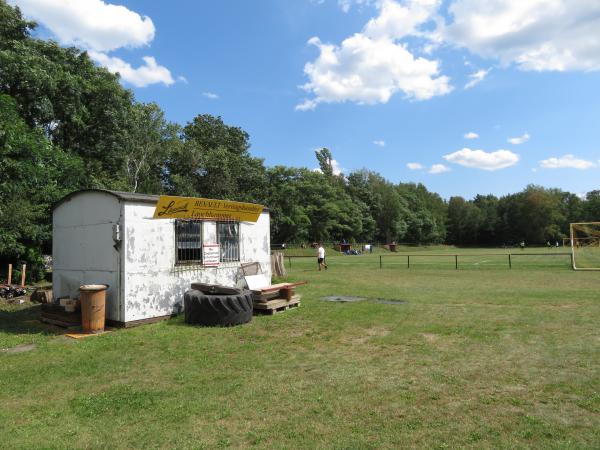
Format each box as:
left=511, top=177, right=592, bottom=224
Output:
left=203, top=244, right=220, bottom=267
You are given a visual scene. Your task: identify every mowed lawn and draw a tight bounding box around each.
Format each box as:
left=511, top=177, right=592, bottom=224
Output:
left=1, top=253, right=599, bottom=449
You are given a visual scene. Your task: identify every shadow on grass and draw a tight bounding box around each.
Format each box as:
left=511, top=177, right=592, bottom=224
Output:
left=0, top=302, right=63, bottom=337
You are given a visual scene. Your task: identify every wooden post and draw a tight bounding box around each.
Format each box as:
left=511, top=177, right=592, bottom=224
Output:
left=407, top=255, right=410, bottom=269
left=508, top=254, right=512, bottom=269
left=455, top=255, right=458, bottom=270
left=21, top=264, right=26, bottom=286
left=288, top=256, right=292, bottom=269
left=379, top=255, right=382, bottom=269
left=7, top=264, right=12, bottom=285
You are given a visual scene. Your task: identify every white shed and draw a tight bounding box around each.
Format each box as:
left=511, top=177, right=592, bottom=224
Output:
left=52, top=189, right=271, bottom=326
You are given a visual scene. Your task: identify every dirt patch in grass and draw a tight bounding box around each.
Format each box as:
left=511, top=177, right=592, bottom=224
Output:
left=321, top=296, right=366, bottom=302
left=345, top=326, right=391, bottom=345
left=1, top=343, right=36, bottom=353
left=375, top=298, right=407, bottom=305
left=421, top=333, right=439, bottom=343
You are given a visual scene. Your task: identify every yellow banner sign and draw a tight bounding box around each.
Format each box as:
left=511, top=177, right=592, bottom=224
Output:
left=152, top=196, right=264, bottom=222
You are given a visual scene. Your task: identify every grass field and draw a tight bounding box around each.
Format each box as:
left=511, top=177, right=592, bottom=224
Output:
left=1, top=251, right=599, bottom=448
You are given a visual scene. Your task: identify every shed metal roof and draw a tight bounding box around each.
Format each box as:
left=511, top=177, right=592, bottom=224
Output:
left=54, top=189, right=269, bottom=212
left=53, top=189, right=159, bottom=210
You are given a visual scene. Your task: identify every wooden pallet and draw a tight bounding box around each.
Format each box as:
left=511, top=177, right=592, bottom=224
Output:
left=253, top=295, right=301, bottom=315
left=40, top=303, right=81, bottom=328
left=40, top=315, right=81, bottom=328
left=252, top=290, right=284, bottom=302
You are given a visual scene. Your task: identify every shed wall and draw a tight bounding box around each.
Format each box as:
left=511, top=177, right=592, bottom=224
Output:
left=52, top=192, right=122, bottom=321
left=122, top=202, right=271, bottom=323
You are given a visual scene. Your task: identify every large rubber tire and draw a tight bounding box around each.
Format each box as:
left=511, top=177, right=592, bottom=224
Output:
left=184, top=290, right=253, bottom=327
left=190, top=283, right=242, bottom=295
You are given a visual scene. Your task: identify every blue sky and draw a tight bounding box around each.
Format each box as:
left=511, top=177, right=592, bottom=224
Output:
left=11, top=0, right=600, bottom=199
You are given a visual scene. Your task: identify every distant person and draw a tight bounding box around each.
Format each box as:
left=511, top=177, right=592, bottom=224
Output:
left=317, top=243, right=327, bottom=271
left=555, top=241, right=560, bottom=248
left=520, top=241, right=525, bottom=250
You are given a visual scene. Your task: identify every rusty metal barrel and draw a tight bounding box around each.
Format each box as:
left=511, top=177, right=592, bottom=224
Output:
left=79, top=284, right=108, bottom=333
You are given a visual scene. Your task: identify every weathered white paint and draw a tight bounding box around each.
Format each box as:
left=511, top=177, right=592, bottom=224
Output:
left=53, top=191, right=271, bottom=325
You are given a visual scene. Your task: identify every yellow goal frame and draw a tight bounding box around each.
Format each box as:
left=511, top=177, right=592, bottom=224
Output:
left=570, top=222, right=600, bottom=271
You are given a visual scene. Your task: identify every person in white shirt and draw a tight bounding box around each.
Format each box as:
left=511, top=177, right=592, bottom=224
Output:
left=317, top=244, right=327, bottom=271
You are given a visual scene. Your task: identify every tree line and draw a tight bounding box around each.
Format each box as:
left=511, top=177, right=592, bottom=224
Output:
left=0, top=2, right=598, bottom=280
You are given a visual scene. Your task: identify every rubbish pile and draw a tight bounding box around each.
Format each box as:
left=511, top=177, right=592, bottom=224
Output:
left=0, top=285, right=27, bottom=299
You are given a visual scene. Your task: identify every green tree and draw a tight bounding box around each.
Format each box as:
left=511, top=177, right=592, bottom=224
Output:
left=398, top=183, right=447, bottom=244
left=0, top=1, right=134, bottom=187
left=315, top=147, right=334, bottom=178
left=167, top=114, right=267, bottom=202
left=446, top=197, right=482, bottom=245
left=123, top=102, right=181, bottom=193
left=472, top=194, right=500, bottom=245
left=0, top=94, right=84, bottom=279
left=583, top=191, right=600, bottom=221
left=265, top=166, right=312, bottom=243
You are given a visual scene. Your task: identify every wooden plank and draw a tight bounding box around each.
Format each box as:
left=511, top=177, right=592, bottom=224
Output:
left=252, top=291, right=282, bottom=302
left=254, top=302, right=301, bottom=315
left=106, top=314, right=173, bottom=328
left=252, top=282, right=292, bottom=294
left=40, top=316, right=81, bottom=328
left=65, top=330, right=113, bottom=339
left=251, top=281, right=308, bottom=294
left=253, top=294, right=301, bottom=306
left=253, top=295, right=301, bottom=310
left=41, top=310, right=80, bottom=323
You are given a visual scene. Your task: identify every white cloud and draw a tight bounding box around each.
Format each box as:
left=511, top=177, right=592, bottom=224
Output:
left=445, top=0, right=600, bottom=72
left=10, top=0, right=155, bottom=52
left=313, top=158, right=345, bottom=175
left=444, top=148, right=520, bottom=171
left=297, top=0, right=452, bottom=110
left=373, top=140, right=386, bottom=147
left=295, top=98, right=319, bottom=112
left=331, top=159, right=344, bottom=175
left=539, top=155, right=596, bottom=170
left=363, top=0, right=441, bottom=41
left=10, top=0, right=182, bottom=88
left=407, top=162, right=424, bottom=170
left=89, top=52, right=174, bottom=87
left=464, top=131, right=479, bottom=139
left=202, top=92, right=219, bottom=100
left=508, top=133, right=530, bottom=145
left=338, top=0, right=374, bottom=13
left=429, top=164, right=451, bottom=174
left=464, top=68, right=490, bottom=89
left=317, top=0, right=600, bottom=88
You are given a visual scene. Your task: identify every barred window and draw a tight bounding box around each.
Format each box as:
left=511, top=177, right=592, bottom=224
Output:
left=175, top=220, right=203, bottom=264
left=218, top=222, right=240, bottom=262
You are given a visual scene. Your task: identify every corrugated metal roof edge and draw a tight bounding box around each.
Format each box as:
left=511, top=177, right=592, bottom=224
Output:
left=53, top=189, right=269, bottom=212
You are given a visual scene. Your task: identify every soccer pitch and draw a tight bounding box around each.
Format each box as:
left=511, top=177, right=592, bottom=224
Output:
left=1, top=252, right=598, bottom=448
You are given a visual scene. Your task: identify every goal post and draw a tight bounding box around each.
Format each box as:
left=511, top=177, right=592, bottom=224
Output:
left=570, top=222, right=600, bottom=270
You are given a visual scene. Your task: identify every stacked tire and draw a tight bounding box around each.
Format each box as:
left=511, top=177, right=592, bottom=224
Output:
left=184, top=286, right=253, bottom=327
